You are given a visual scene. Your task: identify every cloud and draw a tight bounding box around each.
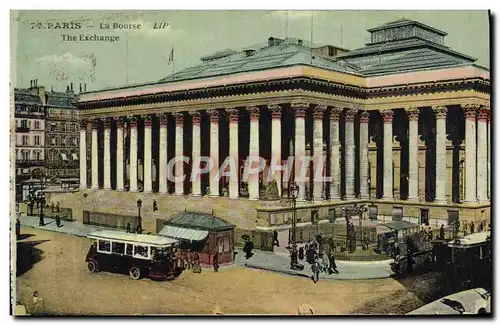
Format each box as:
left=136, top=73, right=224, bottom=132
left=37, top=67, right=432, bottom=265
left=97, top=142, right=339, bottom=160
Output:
left=269, top=10, right=317, bottom=21
left=34, top=52, right=96, bottom=82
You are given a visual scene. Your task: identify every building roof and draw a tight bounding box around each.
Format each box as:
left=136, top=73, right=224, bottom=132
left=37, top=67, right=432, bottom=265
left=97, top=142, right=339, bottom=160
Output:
left=46, top=91, right=79, bottom=108
left=87, top=230, right=178, bottom=247
left=167, top=212, right=235, bottom=231
left=14, top=89, right=42, bottom=105
left=159, top=38, right=360, bottom=83
left=367, top=18, right=447, bottom=36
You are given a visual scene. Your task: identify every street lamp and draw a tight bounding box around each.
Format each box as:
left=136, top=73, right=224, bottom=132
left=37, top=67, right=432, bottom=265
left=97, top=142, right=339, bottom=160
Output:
left=281, top=182, right=301, bottom=270
left=137, top=199, right=142, bottom=234
left=38, top=176, right=48, bottom=227
left=340, top=204, right=367, bottom=253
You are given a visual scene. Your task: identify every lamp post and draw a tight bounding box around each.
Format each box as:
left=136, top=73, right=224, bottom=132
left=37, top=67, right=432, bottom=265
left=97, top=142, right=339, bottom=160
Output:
left=38, top=176, right=48, bottom=227
left=136, top=199, right=142, bottom=234
left=281, top=182, right=300, bottom=269
left=340, top=204, right=367, bottom=253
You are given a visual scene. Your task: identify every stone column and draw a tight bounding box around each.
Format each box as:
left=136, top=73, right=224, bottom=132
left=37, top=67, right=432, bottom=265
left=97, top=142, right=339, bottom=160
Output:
left=103, top=118, right=111, bottom=190
left=269, top=104, right=282, bottom=196
left=143, top=115, right=153, bottom=193
left=359, top=111, right=370, bottom=199
left=329, top=107, right=342, bottom=200
left=129, top=117, right=138, bottom=192
left=91, top=119, right=99, bottom=189
left=463, top=104, right=477, bottom=203
left=313, top=104, right=326, bottom=201
left=292, top=101, right=308, bottom=202
left=158, top=113, right=168, bottom=194
left=190, top=111, right=202, bottom=196
left=208, top=110, right=220, bottom=197
left=487, top=110, right=491, bottom=200
left=115, top=117, right=125, bottom=191
left=227, top=108, right=239, bottom=199
left=247, top=106, right=260, bottom=200
left=79, top=120, right=87, bottom=189
left=434, top=106, right=447, bottom=203
left=344, top=108, right=357, bottom=199
left=477, top=108, right=489, bottom=203
left=174, top=112, right=184, bottom=195
left=406, top=107, right=420, bottom=201
left=381, top=109, right=394, bottom=200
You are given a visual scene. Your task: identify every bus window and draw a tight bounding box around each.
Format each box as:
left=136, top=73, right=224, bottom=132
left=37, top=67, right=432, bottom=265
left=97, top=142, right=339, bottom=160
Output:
left=98, top=240, right=111, bottom=253
left=112, top=242, right=125, bottom=254
left=125, top=244, right=133, bottom=256
left=134, top=245, right=149, bottom=258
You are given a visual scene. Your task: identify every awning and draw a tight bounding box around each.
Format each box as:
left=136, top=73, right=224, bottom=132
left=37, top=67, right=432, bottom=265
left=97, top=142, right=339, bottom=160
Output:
left=61, top=153, right=68, bottom=161
left=158, top=225, right=209, bottom=241
left=71, top=153, right=78, bottom=160
left=382, top=220, right=418, bottom=231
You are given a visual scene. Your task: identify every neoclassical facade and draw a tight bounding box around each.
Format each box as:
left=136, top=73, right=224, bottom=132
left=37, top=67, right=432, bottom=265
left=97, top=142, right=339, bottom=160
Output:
left=55, top=19, right=490, bottom=233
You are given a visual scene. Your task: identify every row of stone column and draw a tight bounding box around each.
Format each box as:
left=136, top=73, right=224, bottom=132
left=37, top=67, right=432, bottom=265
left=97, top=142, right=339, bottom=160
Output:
left=79, top=103, right=490, bottom=204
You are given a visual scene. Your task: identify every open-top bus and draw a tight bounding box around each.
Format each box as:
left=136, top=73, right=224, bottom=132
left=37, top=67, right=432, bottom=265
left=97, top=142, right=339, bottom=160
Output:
left=86, top=230, right=180, bottom=281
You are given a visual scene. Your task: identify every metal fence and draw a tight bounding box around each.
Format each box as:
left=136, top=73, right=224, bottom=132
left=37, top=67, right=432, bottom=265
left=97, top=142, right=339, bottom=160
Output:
left=27, top=205, right=73, bottom=221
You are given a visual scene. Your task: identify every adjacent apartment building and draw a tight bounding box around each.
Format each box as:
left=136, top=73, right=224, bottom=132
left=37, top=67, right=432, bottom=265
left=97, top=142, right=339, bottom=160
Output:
left=14, top=80, right=80, bottom=201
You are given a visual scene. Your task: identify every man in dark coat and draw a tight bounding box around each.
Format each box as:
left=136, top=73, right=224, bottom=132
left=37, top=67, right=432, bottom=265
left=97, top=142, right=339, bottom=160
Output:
left=243, top=239, right=254, bottom=259
left=272, top=230, right=280, bottom=247
left=470, top=221, right=475, bottom=234
left=439, top=225, right=445, bottom=240
left=126, top=222, right=131, bottom=233
left=306, top=245, right=316, bottom=265
left=153, top=199, right=158, bottom=212
left=213, top=250, right=219, bottom=272
left=298, top=246, right=304, bottom=261
left=55, top=215, right=61, bottom=228
left=454, top=220, right=460, bottom=238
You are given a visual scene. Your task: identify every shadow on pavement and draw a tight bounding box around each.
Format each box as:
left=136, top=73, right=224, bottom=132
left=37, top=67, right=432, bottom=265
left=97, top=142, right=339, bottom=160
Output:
left=16, top=239, right=50, bottom=277
left=17, top=233, right=35, bottom=240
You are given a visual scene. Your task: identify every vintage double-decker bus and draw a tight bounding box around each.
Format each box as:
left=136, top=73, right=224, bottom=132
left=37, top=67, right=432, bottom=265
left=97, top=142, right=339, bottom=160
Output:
left=85, top=230, right=180, bottom=281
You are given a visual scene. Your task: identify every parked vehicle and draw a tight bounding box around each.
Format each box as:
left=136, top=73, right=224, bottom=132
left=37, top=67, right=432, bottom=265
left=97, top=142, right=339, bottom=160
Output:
left=85, top=230, right=180, bottom=281
left=406, top=288, right=491, bottom=315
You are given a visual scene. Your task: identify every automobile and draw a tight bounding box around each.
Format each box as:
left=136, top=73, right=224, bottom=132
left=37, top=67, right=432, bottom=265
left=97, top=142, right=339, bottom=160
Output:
left=85, top=230, right=180, bottom=281
left=406, top=288, right=491, bottom=315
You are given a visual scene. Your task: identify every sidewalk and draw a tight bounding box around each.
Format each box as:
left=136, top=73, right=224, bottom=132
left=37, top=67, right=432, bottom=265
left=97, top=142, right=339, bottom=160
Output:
left=236, top=248, right=395, bottom=280
left=19, top=214, right=106, bottom=238
left=20, top=214, right=394, bottom=280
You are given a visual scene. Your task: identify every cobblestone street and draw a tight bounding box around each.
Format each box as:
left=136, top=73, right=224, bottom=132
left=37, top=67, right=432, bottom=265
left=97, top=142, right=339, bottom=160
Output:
left=15, top=226, right=427, bottom=315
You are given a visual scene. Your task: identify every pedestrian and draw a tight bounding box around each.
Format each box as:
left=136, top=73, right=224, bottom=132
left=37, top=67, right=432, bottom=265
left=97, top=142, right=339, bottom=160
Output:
left=463, top=220, right=468, bottom=237
left=439, top=224, right=445, bottom=240
left=192, top=252, right=201, bottom=273
left=454, top=220, right=460, bottom=238
left=213, top=250, right=219, bottom=272
left=39, top=211, right=44, bottom=227
left=328, top=251, right=339, bottom=274
left=478, top=221, right=484, bottom=232
left=362, top=235, right=369, bottom=251
left=126, top=222, right=131, bottom=233
left=311, top=253, right=320, bottom=283
left=306, top=244, right=315, bottom=265
left=153, top=199, right=158, bottom=212
left=186, top=249, right=192, bottom=270
left=55, top=215, right=61, bottom=228
left=56, top=202, right=60, bottom=213
left=392, top=242, right=400, bottom=259
left=272, top=230, right=280, bottom=247
left=316, top=233, right=323, bottom=256
left=407, top=248, right=414, bottom=274
left=470, top=221, right=475, bottom=234
left=298, top=245, right=304, bottom=261
left=16, top=219, right=21, bottom=238
left=51, top=202, right=55, bottom=213
left=243, top=238, right=254, bottom=259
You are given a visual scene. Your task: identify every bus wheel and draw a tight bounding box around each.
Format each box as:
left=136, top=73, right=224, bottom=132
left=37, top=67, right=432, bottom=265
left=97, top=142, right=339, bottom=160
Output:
left=87, top=261, right=98, bottom=273
left=129, top=267, right=141, bottom=280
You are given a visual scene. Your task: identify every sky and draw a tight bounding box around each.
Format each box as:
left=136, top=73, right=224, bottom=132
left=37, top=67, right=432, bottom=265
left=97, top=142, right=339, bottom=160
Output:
left=11, top=10, right=490, bottom=93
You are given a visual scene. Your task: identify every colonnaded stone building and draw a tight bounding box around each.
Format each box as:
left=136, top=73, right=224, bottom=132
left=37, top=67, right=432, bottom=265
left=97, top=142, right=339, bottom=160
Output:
left=50, top=19, right=491, bottom=235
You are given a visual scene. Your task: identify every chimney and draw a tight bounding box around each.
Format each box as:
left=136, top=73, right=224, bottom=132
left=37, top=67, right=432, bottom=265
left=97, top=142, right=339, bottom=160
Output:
left=79, top=83, right=82, bottom=93
left=84, top=83, right=87, bottom=92
left=70, top=82, right=73, bottom=92
left=66, top=85, right=70, bottom=92
left=37, top=85, right=46, bottom=105
left=35, top=79, right=38, bottom=87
